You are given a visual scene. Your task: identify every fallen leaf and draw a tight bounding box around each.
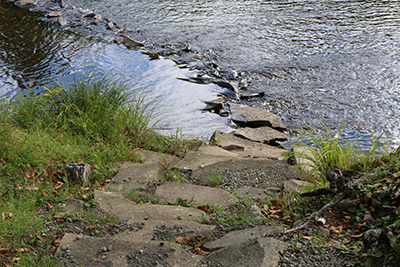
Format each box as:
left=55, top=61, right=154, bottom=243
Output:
left=42, top=191, right=48, bottom=198
left=303, top=235, right=314, bottom=241
left=61, top=158, right=67, bottom=164
left=15, top=248, right=31, bottom=253
left=25, top=170, right=35, bottom=179
left=194, top=247, right=210, bottom=256
left=11, top=257, right=21, bottom=263
left=197, top=206, right=212, bottom=214
left=52, top=238, right=62, bottom=246
left=47, top=203, right=53, bottom=210
left=0, top=158, right=5, bottom=163
left=385, top=177, right=395, bottom=183
left=271, top=200, right=283, bottom=206
left=24, top=183, right=39, bottom=191
left=46, top=168, right=55, bottom=178
left=54, top=182, right=64, bottom=190
left=1, top=212, right=14, bottom=219
left=176, top=237, right=191, bottom=244
left=0, top=248, right=11, bottom=253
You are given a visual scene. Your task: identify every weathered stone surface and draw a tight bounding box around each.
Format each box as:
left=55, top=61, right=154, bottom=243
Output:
left=106, top=162, right=162, bottom=194
left=174, top=143, right=239, bottom=171
left=210, top=130, right=288, bottom=159
left=113, top=219, right=215, bottom=242
left=234, top=186, right=279, bottom=200
left=47, top=11, right=62, bottom=17
left=203, top=97, right=225, bottom=113
left=114, top=35, right=144, bottom=49
left=55, top=233, right=202, bottom=267
left=203, top=237, right=287, bottom=267
left=14, top=0, right=35, bottom=7
left=192, top=159, right=299, bottom=187
left=233, top=126, right=288, bottom=145
left=59, top=197, right=83, bottom=216
left=292, top=146, right=317, bottom=173
left=230, top=107, right=286, bottom=131
left=155, top=182, right=238, bottom=207
left=94, top=190, right=206, bottom=223
left=283, top=179, right=314, bottom=194
left=203, top=226, right=283, bottom=252
left=57, top=17, right=67, bottom=26
left=65, top=163, right=91, bottom=184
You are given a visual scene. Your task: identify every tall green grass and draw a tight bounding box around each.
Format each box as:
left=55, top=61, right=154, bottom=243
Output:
left=292, top=120, right=389, bottom=179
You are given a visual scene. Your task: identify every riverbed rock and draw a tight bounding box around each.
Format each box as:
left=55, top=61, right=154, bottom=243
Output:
left=292, top=146, right=317, bottom=173
left=210, top=130, right=288, bottom=159
left=54, top=0, right=66, bottom=8
left=240, top=92, right=265, bottom=99
left=234, top=186, right=279, bottom=200
left=114, top=35, right=144, bottom=49
left=14, top=0, right=36, bottom=7
left=230, top=107, right=286, bottom=131
left=47, top=11, right=62, bottom=18
left=233, top=126, right=288, bottom=145
left=57, top=17, right=67, bottom=26
left=211, top=80, right=239, bottom=94
left=155, top=182, right=238, bottom=207
left=203, top=237, right=287, bottom=267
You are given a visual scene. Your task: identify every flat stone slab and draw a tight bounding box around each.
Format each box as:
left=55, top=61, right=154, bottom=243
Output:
left=203, top=237, right=287, bottom=267
left=94, top=190, right=206, bottom=223
left=55, top=233, right=202, bottom=267
left=113, top=219, right=215, bottom=243
left=192, top=159, right=299, bottom=188
left=292, top=146, right=317, bottom=173
left=174, top=143, right=239, bottom=171
left=283, top=179, right=314, bottom=194
left=203, top=225, right=283, bottom=252
left=234, top=186, right=280, bottom=200
left=230, top=107, right=286, bottom=131
left=155, top=182, right=238, bottom=207
left=106, top=162, right=162, bottom=194
left=233, top=126, right=288, bottom=144
left=210, top=131, right=288, bottom=159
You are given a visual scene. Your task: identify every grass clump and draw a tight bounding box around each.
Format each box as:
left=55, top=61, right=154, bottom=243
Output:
left=291, top=120, right=388, bottom=180
left=0, top=72, right=191, bottom=265
left=205, top=173, right=224, bottom=187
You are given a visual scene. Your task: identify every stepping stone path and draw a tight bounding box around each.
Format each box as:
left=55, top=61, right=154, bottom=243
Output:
left=55, top=107, right=312, bottom=266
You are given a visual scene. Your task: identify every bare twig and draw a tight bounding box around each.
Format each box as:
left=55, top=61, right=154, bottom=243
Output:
left=283, top=192, right=345, bottom=234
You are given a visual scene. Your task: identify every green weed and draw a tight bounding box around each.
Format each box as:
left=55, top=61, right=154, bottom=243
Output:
left=205, top=173, right=224, bottom=187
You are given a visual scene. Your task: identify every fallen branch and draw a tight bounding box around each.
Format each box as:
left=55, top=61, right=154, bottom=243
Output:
left=283, top=192, right=345, bottom=234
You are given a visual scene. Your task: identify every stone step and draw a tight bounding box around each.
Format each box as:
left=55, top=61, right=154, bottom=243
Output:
left=155, top=182, right=238, bottom=207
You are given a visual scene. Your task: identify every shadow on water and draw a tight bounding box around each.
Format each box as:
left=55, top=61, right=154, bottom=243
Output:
left=0, top=1, right=233, bottom=138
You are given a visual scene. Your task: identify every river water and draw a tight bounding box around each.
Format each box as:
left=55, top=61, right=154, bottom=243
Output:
left=2, top=0, right=400, bottom=145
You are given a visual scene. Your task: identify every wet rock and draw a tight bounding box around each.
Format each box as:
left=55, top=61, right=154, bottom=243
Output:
left=230, top=107, right=286, bottom=131
left=211, top=80, right=239, bottom=95
left=107, top=21, right=115, bottom=30
left=54, top=0, right=66, bottom=8
left=233, top=126, right=288, bottom=145
left=182, top=44, right=191, bottom=52
left=155, top=182, right=238, bottom=207
left=14, top=0, right=36, bottom=7
left=47, top=11, right=62, bottom=18
left=65, top=163, right=91, bottom=184
left=114, top=35, right=144, bottom=49
left=239, top=92, right=265, bottom=99
left=57, top=17, right=68, bottom=26
left=203, top=98, right=224, bottom=113
left=335, top=198, right=362, bottom=211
